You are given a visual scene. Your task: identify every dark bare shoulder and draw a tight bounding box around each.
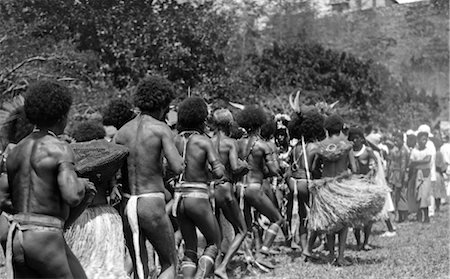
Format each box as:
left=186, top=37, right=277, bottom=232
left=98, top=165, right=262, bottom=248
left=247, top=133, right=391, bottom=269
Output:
left=222, top=136, right=237, bottom=149
left=256, top=140, right=272, bottom=155
left=193, top=134, right=214, bottom=148
left=42, top=137, right=76, bottom=164
left=115, top=118, right=137, bottom=144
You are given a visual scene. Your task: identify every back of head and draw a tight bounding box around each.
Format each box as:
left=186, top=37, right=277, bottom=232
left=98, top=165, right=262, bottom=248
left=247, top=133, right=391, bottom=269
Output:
left=260, top=119, right=277, bottom=141
left=288, top=110, right=325, bottom=142
left=324, top=114, right=344, bottom=137
left=71, top=121, right=106, bottom=142
left=103, top=98, right=134, bottom=129
left=134, top=76, right=174, bottom=113
left=177, top=97, right=208, bottom=133
left=213, top=108, right=234, bottom=134
left=236, top=105, right=267, bottom=134
left=24, top=80, right=72, bottom=127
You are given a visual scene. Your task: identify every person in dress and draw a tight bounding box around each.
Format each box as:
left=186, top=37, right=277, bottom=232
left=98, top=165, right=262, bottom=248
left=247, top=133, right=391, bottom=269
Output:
left=387, top=132, right=410, bottom=222
left=408, top=131, right=433, bottom=223
left=65, top=121, right=129, bottom=278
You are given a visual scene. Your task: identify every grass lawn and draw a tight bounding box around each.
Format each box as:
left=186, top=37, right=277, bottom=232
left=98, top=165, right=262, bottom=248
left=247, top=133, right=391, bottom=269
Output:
left=227, top=204, right=450, bottom=279
left=0, top=204, right=448, bottom=279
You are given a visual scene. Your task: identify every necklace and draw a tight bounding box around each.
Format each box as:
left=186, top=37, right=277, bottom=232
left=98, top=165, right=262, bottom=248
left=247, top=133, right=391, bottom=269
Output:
left=32, top=127, right=58, bottom=138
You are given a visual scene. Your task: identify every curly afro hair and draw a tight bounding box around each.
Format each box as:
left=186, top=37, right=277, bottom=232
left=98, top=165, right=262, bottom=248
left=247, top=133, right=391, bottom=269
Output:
left=229, top=122, right=245, bottom=139
left=71, top=121, right=106, bottom=142
left=260, top=119, right=277, bottom=140
left=236, top=105, right=267, bottom=133
left=324, top=114, right=344, bottom=136
left=177, top=97, right=208, bottom=132
left=288, top=110, right=325, bottom=142
left=24, top=81, right=72, bottom=127
left=103, top=98, right=134, bottom=129
left=134, top=76, right=175, bottom=113
left=347, top=127, right=365, bottom=142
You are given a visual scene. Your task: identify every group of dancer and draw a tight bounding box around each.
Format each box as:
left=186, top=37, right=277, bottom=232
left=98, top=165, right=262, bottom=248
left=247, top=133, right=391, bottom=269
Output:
left=0, top=76, right=445, bottom=279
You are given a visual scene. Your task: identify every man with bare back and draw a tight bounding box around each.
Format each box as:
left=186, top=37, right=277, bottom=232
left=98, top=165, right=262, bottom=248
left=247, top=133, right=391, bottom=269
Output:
left=0, top=81, right=93, bottom=278
left=235, top=105, right=285, bottom=256
left=210, top=108, right=248, bottom=279
left=114, top=76, right=184, bottom=279
left=173, top=97, right=225, bottom=279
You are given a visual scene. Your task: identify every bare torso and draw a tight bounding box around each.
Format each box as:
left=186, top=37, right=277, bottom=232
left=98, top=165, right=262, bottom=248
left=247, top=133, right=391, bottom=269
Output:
left=7, top=132, right=83, bottom=220
left=290, top=142, right=318, bottom=179
left=175, top=132, right=222, bottom=183
left=317, top=136, right=356, bottom=178
left=211, top=132, right=236, bottom=181
left=238, top=135, right=279, bottom=184
left=115, top=114, right=183, bottom=195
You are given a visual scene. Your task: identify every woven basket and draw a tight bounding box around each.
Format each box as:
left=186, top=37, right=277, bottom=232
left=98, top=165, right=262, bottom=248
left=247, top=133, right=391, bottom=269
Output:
left=71, top=140, right=129, bottom=181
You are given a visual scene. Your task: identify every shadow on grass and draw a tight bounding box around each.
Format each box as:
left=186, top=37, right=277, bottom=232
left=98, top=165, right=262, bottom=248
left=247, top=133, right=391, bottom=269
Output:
left=346, top=243, right=382, bottom=251
left=351, top=256, right=385, bottom=265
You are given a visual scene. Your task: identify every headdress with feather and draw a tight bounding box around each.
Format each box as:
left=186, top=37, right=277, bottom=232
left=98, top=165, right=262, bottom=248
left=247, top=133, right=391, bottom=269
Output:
left=289, top=90, right=339, bottom=116
left=0, top=95, right=34, bottom=144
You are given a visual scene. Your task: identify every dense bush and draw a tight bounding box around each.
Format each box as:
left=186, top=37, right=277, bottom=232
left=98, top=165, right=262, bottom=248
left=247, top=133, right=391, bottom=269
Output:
left=0, top=0, right=443, bottom=132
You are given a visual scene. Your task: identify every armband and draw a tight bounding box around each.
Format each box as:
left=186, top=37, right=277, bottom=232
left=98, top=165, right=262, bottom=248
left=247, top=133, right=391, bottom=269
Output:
left=211, top=160, right=225, bottom=172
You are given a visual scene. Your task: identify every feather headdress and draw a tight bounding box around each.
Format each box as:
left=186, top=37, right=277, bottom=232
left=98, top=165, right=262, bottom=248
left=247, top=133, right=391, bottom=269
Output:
left=0, top=95, right=33, bottom=144
left=289, top=90, right=339, bottom=116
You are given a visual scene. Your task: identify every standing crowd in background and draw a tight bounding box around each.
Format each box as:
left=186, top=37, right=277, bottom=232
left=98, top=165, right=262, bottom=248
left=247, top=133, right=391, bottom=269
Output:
left=0, top=76, right=448, bottom=279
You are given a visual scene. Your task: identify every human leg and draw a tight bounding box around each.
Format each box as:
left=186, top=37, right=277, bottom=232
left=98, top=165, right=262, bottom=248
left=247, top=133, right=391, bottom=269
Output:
left=181, top=198, right=220, bottom=279
left=21, top=230, right=86, bottom=278
left=335, top=227, right=350, bottom=266
left=137, top=196, right=177, bottom=279
left=177, top=199, right=199, bottom=279
left=353, top=228, right=361, bottom=248
left=362, top=224, right=372, bottom=250
left=215, top=183, right=247, bottom=279
left=245, top=187, right=284, bottom=253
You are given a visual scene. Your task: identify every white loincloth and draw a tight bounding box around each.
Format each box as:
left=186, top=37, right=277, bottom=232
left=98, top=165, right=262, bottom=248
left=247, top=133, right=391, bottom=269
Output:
left=125, top=192, right=165, bottom=279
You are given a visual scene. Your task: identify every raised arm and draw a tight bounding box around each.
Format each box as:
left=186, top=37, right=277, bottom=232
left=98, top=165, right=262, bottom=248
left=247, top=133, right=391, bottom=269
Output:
left=161, top=127, right=184, bottom=175
left=56, top=143, right=86, bottom=207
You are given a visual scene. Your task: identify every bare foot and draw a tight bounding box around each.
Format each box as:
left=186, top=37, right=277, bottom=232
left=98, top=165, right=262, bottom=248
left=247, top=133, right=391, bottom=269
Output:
left=302, top=251, right=320, bottom=262
left=362, top=244, right=373, bottom=251
left=214, top=266, right=228, bottom=279
left=333, top=258, right=351, bottom=266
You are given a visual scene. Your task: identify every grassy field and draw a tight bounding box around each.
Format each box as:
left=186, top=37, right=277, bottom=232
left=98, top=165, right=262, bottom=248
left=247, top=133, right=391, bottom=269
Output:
left=227, top=205, right=450, bottom=279
left=1, top=205, right=448, bottom=279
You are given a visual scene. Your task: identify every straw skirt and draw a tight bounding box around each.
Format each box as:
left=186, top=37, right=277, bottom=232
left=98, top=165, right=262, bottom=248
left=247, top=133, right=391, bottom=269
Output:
left=65, top=205, right=129, bottom=279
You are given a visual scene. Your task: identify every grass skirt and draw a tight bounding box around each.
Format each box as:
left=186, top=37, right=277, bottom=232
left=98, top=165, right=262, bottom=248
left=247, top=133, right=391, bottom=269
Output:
left=65, top=205, right=129, bottom=279
left=308, top=174, right=388, bottom=233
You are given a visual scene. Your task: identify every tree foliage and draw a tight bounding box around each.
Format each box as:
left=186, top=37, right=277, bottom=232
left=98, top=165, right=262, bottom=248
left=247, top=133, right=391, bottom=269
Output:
left=0, top=0, right=443, bottom=131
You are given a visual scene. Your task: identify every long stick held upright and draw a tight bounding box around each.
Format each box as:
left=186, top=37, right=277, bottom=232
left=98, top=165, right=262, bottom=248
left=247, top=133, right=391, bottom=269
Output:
left=301, top=136, right=311, bottom=182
